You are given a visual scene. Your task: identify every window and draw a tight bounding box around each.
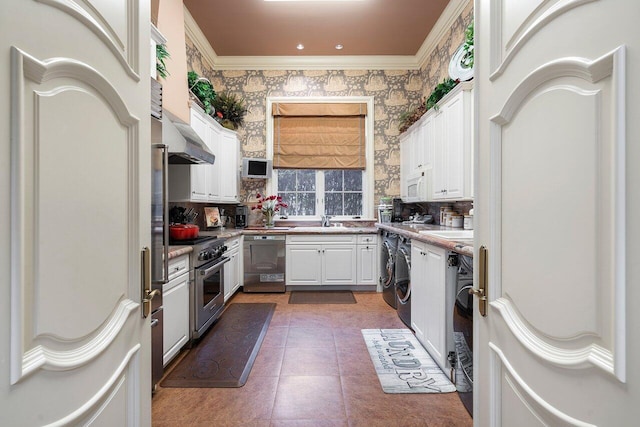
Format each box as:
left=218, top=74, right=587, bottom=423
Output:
left=275, top=169, right=364, bottom=218
left=324, top=170, right=362, bottom=216
left=266, top=97, right=374, bottom=219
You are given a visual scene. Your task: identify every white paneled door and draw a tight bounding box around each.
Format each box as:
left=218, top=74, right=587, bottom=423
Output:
left=476, top=0, right=640, bottom=425
left=0, top=0, right=151, bottom=425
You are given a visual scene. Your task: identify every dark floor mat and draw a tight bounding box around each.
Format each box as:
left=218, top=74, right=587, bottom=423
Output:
left=161, top=303, right=276, bottom=388
left=288, top=290, right=356, bottom=304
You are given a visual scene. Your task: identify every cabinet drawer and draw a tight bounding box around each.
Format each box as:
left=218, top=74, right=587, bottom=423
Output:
left=226, top=236, right=241, bottom=250
left=168, top=254, right=189, bottom=281
left=357, top=234, right=377, bottom=245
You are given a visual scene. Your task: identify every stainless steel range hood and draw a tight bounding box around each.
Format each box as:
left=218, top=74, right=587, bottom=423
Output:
left=162, top=110, right=215, bottom=165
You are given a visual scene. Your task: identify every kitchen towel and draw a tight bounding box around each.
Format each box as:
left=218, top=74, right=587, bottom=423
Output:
left=362, top=328, right=456, bottom=394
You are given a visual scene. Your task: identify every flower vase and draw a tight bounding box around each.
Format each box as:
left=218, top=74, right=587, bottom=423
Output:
left=264, top=211, right=274, bottom=228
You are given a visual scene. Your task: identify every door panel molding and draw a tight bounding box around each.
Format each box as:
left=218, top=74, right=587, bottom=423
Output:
left=489, top=343, right=596, bottom=427
left=20, top=300, right=138, bottom=382
left=10, top=47, right=140, bottom=384
left=48, top=345, right=141, bottom=426
left=493, top=298, right=615, bottom=373
left=37, top=0, right=140, bottom=80
left=488, top=47, right=626, bottom=381
left=490, top=0, right=598, bottom=79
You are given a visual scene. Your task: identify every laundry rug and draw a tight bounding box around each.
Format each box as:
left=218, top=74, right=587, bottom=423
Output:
left=161, top=303, right=275, bottom=388
left=288, top=290, right=356, bottom=304
left=362, top=329, right=456, bottom=394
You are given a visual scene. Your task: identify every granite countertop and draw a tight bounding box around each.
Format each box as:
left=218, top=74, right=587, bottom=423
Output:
left=169, top=224, right=472, bottom=257
left=242, top=226, right=379, bottom=235
left=167, top=245, right=193, bottom=260
left=376, top=222, right=474, bottom=257
left=168, top=226, right=379, bottom=258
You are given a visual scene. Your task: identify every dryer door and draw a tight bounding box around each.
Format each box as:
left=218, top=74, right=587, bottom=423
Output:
left=395, top=247, right=411, bottom=303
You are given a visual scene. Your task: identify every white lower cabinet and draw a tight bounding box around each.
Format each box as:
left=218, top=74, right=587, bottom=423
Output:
left=163, top=254, right=190, bottom=367
left=356, top=234, right=378, bottom=286
left=411, top=240, right=448, bottom=370
left=286, top=234, right=357, bottom=286
left=224, top=236, right=243, bottom=301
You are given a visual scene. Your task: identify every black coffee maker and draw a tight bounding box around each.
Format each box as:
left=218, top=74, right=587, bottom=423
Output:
left=392, top=198, right=405, bottom=222
left=235, top=205, right=247, bottom=228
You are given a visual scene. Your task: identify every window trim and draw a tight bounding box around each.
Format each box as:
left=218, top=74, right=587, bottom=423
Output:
left=266, top=96, right=375, bottom=220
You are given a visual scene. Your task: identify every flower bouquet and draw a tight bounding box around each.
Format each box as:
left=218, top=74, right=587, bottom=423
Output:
left=251, top=193, right=288, bottom=228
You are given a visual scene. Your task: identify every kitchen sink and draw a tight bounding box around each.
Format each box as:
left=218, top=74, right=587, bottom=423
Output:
left=292, top=226, right=350, bottom=232
left=418, top=230, right=474, bottom=240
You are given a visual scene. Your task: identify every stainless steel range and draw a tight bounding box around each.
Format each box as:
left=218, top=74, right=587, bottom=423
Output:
left=171, top=235, right=229, bottom=340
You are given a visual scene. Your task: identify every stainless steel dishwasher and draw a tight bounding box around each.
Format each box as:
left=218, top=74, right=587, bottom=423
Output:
left=243, top=235, right=286, bottom=292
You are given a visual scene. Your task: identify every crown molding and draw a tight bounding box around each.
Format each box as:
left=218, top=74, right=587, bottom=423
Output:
left=184, top=0, right=470, bottom=72
left=211, top=55, right=420, bottom=71
left=416, top=0, right=471, bottom=70
left=184, top=5, right=217, bottom=71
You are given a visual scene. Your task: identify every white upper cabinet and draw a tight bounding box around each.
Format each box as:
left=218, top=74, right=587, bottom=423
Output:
left=169, top=105, right=239, bottom=203
left=400, top=82, right=473, bottom=202
left=431, top=83, right=473, bottom=200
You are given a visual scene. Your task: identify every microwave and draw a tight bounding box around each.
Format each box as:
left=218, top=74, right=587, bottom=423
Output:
left=404, top=168, right=432, bottom=202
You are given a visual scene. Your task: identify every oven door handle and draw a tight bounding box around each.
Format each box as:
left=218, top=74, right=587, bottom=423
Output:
left=200, top=256, right=230, bottom=276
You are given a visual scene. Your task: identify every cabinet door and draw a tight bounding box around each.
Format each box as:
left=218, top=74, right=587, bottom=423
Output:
left=190, top=108, right=209, bottom=141
left=441, top=91, right=465, bottom=199
left=431, top=109, right=447, bottom=200
left=163, top=273, right=190, bottom=366
left=322, top=245, right=357, bottom=285
left=224, top=248, right=238, bottom=302
left=421, top=114, right=435, bottom=173
left=356, top=244, right=377, bottom=285
left=423, top=244, right=447, bottom=369
left=411, top=242, right=427, bottom=343
left=232, top=247, right=242, bottom=293
left=286, top=245, right=322, bottom=285
left=190, top=165, right=208, bottom=201
left=410, top=126, right=423, bottom=173
left=400, top=134, right=411, bottom=200
left=219, top=131, right=239, bottom=202
left=206, top=125, right=221, bottom=201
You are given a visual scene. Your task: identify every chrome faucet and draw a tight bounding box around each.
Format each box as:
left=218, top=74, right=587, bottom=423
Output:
left=321, top=215, right=331, bottom=227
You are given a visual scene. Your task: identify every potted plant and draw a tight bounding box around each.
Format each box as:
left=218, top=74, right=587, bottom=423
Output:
left=211, top=91, right=248, bottom=130
left=425, top=78, right=459, bottom=110
left=251, top=193, right=288, bottom=228
left=187, top=71, right=216, bottom=115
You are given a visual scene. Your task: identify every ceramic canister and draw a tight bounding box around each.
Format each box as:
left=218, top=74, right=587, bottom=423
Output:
left=464, top=215, right=473, bottom=230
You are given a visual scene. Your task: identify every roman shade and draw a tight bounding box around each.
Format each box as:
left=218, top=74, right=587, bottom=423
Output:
left=272, top=102, right=367, bottom=169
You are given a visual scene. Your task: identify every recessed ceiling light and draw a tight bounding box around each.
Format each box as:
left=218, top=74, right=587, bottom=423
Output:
left=296, top=44, right=305, bottom=50
left=335, top=44, right=344, bottom=50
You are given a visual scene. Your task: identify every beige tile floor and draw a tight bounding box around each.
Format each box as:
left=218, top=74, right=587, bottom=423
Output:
left=152, top=291, right=473, bottom=427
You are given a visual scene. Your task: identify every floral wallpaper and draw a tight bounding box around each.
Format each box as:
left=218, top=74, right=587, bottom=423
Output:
left=185, top=2, right=473, bottom=211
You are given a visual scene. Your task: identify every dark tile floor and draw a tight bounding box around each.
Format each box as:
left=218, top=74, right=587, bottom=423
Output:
left=152, top=291, right=473, bottom=427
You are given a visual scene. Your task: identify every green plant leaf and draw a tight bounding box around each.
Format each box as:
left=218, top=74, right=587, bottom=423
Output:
left=425, top=78, right=458, bottom=111
left=211, top=91, right=248, bottom=129
left=188, top=71, right=216, bottom=115
left=156, top=44, right=170, bottom=79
